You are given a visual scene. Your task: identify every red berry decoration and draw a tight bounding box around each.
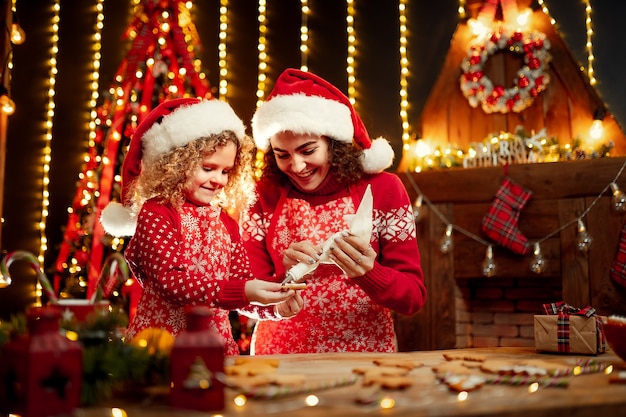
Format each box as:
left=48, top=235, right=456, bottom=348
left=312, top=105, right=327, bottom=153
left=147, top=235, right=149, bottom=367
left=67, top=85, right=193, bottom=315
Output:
left=528, top=57, right=541, bottom=70
left=518, top=75, right=529, bottom=88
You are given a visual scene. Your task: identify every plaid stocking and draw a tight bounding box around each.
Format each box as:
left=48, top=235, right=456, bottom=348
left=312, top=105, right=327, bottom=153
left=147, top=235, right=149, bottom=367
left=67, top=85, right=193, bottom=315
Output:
left=610, top=222, right=626, bottom=288
left=481, top=177, right=532, bottom=255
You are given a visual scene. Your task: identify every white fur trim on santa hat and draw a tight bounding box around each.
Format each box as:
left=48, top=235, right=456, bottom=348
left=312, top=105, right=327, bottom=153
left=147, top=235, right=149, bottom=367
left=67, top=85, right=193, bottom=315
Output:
left=361, top=137, right=395, bottom=173
left=100, top=201, right=137, bottom=237
left=142, top=99, right=246, bottom=165
left=252, top=93, right=353, bottom=151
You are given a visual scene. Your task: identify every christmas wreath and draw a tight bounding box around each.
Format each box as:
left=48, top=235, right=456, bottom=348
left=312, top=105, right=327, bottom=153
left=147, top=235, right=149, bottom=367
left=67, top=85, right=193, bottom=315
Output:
left=460, top=26, right=552, bottom=114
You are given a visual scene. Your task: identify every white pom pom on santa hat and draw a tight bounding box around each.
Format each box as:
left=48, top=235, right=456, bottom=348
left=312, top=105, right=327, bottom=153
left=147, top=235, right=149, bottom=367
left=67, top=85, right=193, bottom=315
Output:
left=99, top=97, right=246, bottom=237
left=252, top=68, right=394, bottom=173
left=100, top=202, right=137, bottom=237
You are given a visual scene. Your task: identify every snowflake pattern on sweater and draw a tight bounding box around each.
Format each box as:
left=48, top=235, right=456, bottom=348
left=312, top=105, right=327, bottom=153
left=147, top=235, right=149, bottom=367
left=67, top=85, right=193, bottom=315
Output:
left=124, top=201, right=250, bottom=355
left=241, top=173, right=426, bottom=354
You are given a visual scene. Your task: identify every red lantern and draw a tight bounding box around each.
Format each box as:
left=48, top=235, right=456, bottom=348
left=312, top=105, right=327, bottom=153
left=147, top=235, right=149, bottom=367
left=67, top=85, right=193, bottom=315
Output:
left=169, top=306, right=225, bottom=412
left=0, top=307, right=83, bottom=417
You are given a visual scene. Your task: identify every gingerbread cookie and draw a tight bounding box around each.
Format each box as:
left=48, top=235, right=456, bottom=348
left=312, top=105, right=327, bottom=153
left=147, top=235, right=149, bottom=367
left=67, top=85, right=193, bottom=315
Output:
left=281, top=283, right=307, bottom=291
left=362, top=374, right=415, bottom=389
left=226, top=373, right=306, bottom=389
left=353, top=365, right=410, bottom=377
left=225, top=374, right=274, bottom=388
left=372, top=358, right=423, bottom=370
left=432, top=359, right=475, bottom=375
left=267, top=374, right=307, bottom=386
left=442, top=352, right=486, bottom=363
left=225, top=358, right=280, bottom=376
left=233, top=357, right=280, bottom=367
left=441, top=374, right=486, bottom=392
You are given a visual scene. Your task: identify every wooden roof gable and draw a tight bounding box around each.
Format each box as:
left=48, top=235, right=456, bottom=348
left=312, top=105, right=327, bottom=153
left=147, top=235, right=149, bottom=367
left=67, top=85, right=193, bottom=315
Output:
left=416, top=0, right=626, bottom=156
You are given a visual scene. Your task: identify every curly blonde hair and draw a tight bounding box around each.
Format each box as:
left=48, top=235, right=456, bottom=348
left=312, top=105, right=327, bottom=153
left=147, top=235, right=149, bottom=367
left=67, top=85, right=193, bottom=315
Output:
left=128, top=130, right=256, bottom=217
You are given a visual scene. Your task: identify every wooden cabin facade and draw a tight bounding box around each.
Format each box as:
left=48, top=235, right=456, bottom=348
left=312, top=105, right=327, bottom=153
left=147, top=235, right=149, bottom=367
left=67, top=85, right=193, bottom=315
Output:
left=395, top=0, right=626, bottom=352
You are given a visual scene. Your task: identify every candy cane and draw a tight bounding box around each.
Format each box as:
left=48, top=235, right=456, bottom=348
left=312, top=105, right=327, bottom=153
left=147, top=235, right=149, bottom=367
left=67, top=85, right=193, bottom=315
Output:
left=1, top=250, right=58, bottom=303
left=89, top=252, right=130, bottom=304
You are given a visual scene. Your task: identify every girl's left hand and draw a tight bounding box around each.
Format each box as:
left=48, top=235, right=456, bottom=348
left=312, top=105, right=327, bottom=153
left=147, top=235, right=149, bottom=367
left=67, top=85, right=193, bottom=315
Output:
left=327, top=231, right=376, bottom=278
left=245, top=280, right=301, bottom=306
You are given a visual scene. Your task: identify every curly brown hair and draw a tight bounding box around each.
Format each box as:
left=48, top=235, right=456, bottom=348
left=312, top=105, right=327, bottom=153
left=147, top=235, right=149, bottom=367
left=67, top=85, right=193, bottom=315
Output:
left=260, top=137, right=364, bottom=187
left=128, top=131, right=256, bottom=216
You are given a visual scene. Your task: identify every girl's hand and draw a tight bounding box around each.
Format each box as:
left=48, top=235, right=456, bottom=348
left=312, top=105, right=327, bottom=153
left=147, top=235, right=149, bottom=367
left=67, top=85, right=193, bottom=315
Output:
left=282, top=241, right=322, bottom=270
left=245, top=279, right=299, bottom=306
left=274, top=291, right=304, bottom=318
left=327, top=231, right=376, bottom=278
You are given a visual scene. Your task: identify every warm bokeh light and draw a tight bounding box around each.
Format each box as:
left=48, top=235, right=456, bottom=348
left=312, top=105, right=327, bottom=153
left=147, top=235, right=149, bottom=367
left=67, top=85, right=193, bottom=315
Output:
left=218, top=0, right=229, bottom=98
left=256, top=0, right=267, bottom=108
left=346, top=0, right=356, bottom=106
left=399, top=0, right=410, bottom=145
left=300, top=0, right=309, bottom=71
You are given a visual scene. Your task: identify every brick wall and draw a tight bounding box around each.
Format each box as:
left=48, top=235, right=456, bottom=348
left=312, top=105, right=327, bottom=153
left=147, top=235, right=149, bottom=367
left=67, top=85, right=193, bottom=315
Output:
left=454, top=277, right=562, bottom=348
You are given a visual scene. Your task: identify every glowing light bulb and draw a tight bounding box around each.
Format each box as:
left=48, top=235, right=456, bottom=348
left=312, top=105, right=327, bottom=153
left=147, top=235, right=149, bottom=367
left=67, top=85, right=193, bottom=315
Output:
left=412, top=195, right=423, bottom=222
left=10, top=22, right=25, bottom=45
left=440, top=224, right=453, bottom=254
left=611, top=183, right=626, bottom=212
left=481, top=245, right=496, bottom=277
left=0, top=94, right=15, bottom=115
left=589, top=119, right=604, bottom=141
left=530, top=242, right=546, bottom=274
left=576, top=219, right=593, bottom=252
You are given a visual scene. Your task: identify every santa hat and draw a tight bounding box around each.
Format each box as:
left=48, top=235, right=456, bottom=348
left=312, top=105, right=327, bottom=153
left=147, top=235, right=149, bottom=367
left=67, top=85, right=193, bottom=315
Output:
left=100, top=97, right=246, bottom=237
left=252, top=68, right=394, bottom=173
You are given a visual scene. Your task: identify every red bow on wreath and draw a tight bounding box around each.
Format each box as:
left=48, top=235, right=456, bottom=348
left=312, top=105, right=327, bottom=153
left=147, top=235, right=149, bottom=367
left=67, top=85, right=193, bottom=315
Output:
left=542, top=302, right=606, bottom=354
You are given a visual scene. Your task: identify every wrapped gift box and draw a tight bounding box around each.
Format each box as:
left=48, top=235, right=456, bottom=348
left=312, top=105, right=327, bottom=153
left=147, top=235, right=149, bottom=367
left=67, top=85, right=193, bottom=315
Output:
left=534, top=302, right=606, bottom=355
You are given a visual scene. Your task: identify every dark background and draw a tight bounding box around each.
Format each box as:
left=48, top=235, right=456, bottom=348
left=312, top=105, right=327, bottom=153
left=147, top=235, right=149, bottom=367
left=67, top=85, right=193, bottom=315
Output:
left=1, top=0, right=625, bottom=316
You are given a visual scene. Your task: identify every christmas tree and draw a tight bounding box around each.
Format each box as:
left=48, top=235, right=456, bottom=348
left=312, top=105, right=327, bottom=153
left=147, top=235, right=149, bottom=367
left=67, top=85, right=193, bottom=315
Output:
left=52, top=0, right=213, bottom=307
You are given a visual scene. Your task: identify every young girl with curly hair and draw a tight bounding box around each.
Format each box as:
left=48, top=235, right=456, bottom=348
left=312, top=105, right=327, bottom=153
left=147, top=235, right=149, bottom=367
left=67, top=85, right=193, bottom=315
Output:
left=101, top=98, right=302, bottom=355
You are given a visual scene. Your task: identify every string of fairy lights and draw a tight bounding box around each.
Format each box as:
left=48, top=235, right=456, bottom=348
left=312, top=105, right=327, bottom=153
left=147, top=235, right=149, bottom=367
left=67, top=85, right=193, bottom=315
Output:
left=300, top=0, right=309, bottom=71
left=345, top=0, right=356, bottom=105
left=398, top=0, right=410, bottom=146
left=256, top=0, right=268, bottom=108
left=405, top=159, right=626, bottom=277
left=537, top=0, right=595, bottom=85
left=33, top=0, right=61, bottom=306
left=218, top=0, right=229, bottom=99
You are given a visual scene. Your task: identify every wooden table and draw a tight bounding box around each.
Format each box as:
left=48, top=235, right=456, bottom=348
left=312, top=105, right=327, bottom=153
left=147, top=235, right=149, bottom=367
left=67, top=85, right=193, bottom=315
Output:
left=81, top=347, right=626, bottom=417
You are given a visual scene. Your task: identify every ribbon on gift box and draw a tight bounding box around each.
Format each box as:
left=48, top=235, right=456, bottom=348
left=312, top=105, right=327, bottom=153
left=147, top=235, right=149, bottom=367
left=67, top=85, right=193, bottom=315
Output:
left=543, top=301, right=606, bottom=354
